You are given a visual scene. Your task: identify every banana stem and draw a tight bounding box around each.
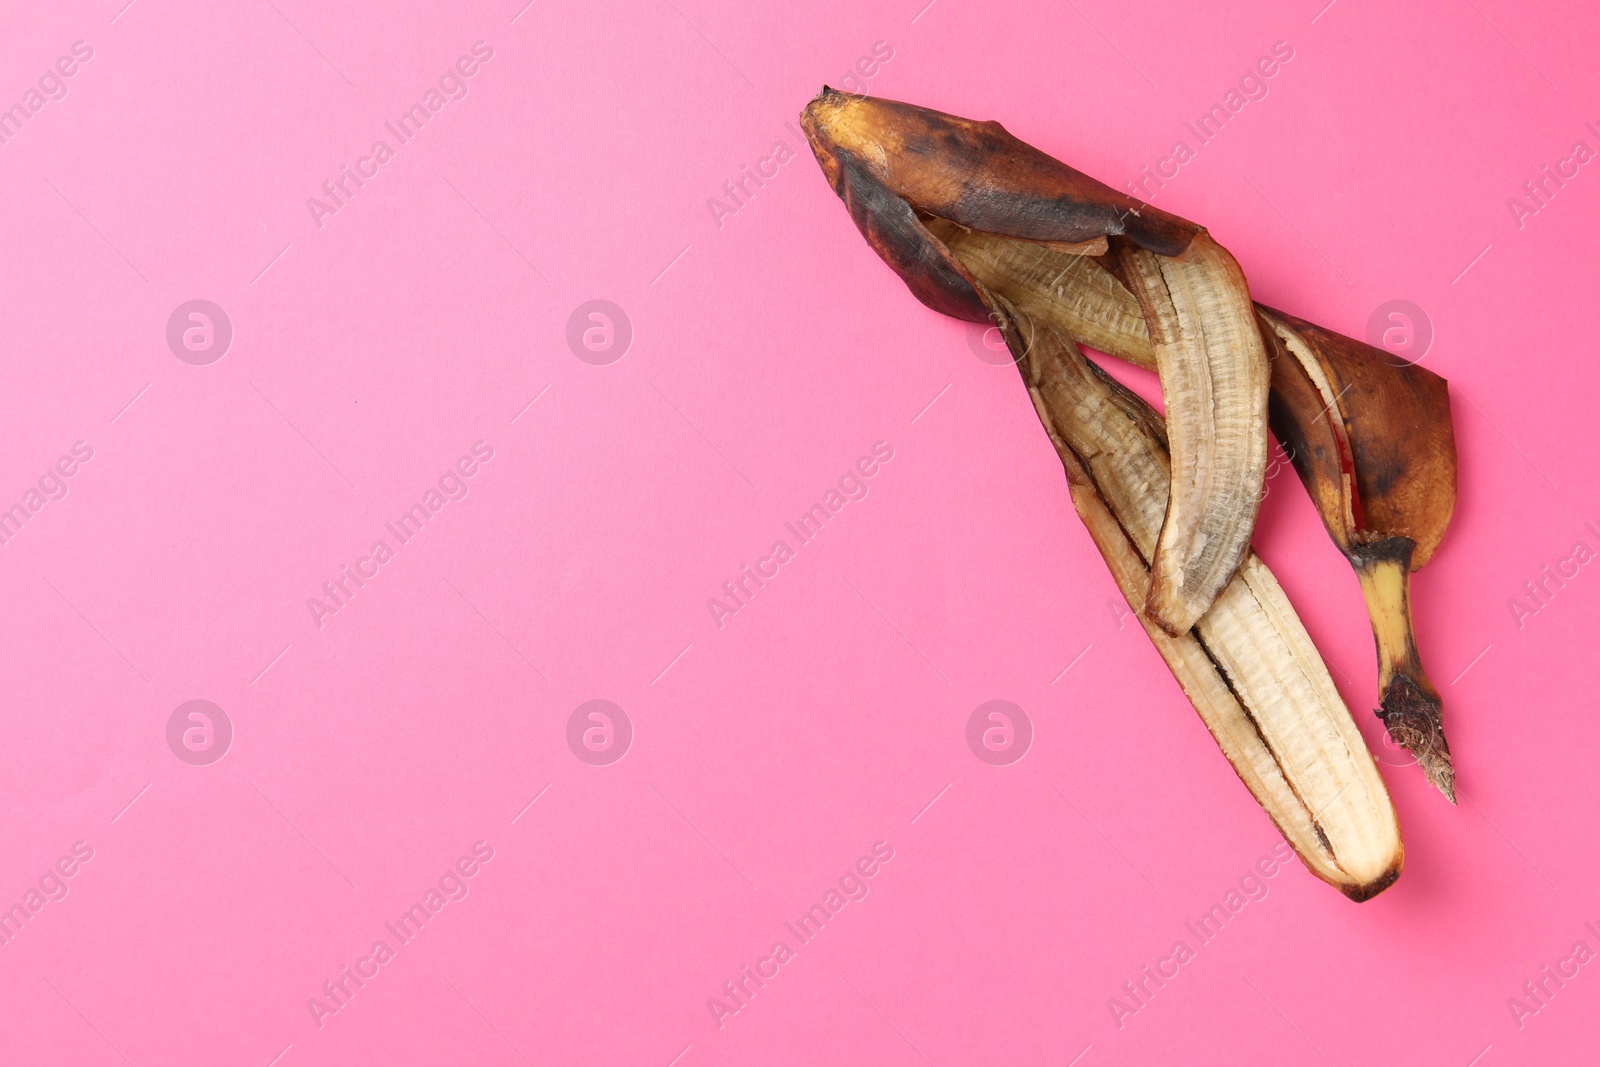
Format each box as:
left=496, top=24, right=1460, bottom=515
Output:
left=1349, top=537, right=1455, bottom=803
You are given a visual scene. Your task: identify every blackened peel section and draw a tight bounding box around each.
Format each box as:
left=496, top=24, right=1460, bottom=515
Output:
left=1262, top=307, right=1457, bottom=566
left=917, top=117, right=1200, bottom=257
left=834, top=148, right=991, bottom=323
left=801, top=89, right=1201, bottom=313
left=807, top=89, right=1201, bottom=256
left=1346, top=535, right=1416, bottom=573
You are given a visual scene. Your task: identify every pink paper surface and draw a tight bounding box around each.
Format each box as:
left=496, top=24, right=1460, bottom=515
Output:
left=3, top=1, right=1597, bottom=1063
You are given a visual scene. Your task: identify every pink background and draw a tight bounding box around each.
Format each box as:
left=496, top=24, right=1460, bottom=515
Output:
left=3, top=0, right=1597, bottom=1063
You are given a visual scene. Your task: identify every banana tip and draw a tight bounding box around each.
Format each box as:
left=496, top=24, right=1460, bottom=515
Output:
left=1420, top=754, right=1457, bottom=805
left=1377, top=676, right=1455, bottom=804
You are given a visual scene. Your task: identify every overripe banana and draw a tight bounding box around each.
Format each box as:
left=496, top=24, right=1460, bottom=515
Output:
left=799, top=88, right=1269, bottom=636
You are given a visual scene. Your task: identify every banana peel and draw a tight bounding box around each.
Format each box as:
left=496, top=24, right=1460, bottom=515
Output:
left=924, top=224, right=1460, bottom=801
left=800, top=87, right=1270, bottom=638
left=1260, top=309, right=1458, bottom=801
left=801, top=89, right=1409, bottom=897
left=1007, top=302, right=1403, bottom=899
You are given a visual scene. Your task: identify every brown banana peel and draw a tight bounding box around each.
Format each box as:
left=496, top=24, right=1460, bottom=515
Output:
left=799, top=90, right=1460, bottom=802
left=801, top=88, right=1270, bottom=638
left=801, top=89, right=1410, bottom=897
left=1260, top=309, right=1458, bottom=801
